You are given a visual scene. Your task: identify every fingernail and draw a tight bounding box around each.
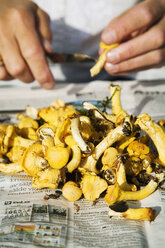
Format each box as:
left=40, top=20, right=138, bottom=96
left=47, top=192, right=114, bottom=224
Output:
left=102, top=30, right=116, bottom=44
left=105, top=63, right=118, bottom=73
left=107, top=51, right=119, bottom=63
left=43, top=40, right=53, bottom=52
left=42, top=82, right=54, bottom=90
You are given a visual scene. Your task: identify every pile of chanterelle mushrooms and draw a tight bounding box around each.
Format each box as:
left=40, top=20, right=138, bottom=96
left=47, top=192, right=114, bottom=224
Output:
left=0, top=83, right=165, bottom=222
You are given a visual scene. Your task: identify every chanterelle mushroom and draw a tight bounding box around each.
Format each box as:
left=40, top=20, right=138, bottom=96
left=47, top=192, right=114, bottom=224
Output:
left=81, top=173, right=108, bottom=201
left=135, top=113, right=165, bottom=166
left=104, top=173, right=164, bottom=205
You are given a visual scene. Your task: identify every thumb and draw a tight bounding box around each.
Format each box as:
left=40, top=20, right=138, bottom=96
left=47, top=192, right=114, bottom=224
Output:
left=36, top=8, right=53, bottom=52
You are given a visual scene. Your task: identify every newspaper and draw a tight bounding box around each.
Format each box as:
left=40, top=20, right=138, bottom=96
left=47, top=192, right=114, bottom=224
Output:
left=0, top=80, right=165, bottom=248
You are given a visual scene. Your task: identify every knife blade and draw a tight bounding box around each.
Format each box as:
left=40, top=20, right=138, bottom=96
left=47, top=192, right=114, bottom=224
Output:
left=46, top=52, right=96, bottom=63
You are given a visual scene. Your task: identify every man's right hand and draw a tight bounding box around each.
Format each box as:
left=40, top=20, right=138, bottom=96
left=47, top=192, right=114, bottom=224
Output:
left=0, top=0, right=55, bottom=89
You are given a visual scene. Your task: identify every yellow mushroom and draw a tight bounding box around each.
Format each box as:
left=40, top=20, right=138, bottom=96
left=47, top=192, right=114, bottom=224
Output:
left=19, top=127, right=38, bottom=141
left=54, top=118, right=71, bottom=147
left=108, top=207, right=156, bottom=222
left=127, top=140, right=150, bottom=158
left=18, top=117, right=39, bottom=130
left=109, top=84, right=123, bottom=116
left=38, top=126, right=55, bottom=154
left=46, top=146, right=70, bottom=169
left=12, top=136, right=34, bottom=148
left=116, top=158, right=137, bottom=191
left=90, top=43, right=119, bottom=77
left=81, top=173, right=108, bottom=201
left=7, top=146, right=26, bottom=163
left=102, top=147, right=119, bottom=169
left=65, top=135, right=77, bottom=147
left=2, top=125, right=18, bottom=154
left=32, top=167, right=61, bottom=189
left=21, top=143, right=46, bottom=177
left=62, top=181, right=82, bottom=202
left=0, top=162, right=22, bottom=174
left=66, top=145, right=81, bottom=173
left=79, top=116, right=93, bottom=141
left=104, top=174, right=164, bottom=205
left=0, top=124, right=7, bottom=154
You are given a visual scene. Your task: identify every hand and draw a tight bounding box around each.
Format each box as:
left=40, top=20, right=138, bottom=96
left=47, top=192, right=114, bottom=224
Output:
left=0, top=0, right=55, bottom=89
left=101, top=0, right=165, bottom=75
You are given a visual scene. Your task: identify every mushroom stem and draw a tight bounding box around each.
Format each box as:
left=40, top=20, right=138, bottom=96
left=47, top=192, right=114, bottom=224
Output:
left=116, top=159, right=137, bottom=191
left=67, top=145, right=81, bottom=173
left=71, top=117, right=91, bottom=153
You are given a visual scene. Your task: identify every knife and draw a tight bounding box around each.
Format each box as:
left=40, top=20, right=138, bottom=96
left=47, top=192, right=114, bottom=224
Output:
left=46, top=52, right=96, bottom=63
left=0, top=52, right=96, bottom=66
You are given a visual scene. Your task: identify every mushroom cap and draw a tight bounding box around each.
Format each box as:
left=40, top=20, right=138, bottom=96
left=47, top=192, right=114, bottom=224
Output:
left=62, top=181, right=82, bottom=202
left=46, top=146, right=70, bottom=169
left=21, top=143, right=44, bottom=177
left=81, top=173, right=108, bottom=201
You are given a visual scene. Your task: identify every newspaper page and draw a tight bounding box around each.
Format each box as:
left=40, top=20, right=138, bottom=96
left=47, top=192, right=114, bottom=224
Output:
left=0, top=172, right=71, bottom=248
left=0, top=80, right=165, bottom=247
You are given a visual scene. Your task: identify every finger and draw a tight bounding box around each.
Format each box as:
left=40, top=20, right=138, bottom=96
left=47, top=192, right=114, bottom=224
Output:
left=0, top=33, right=34, bottom=83
left=104, top=48, right=165, bottom=75
left=15, top=12, right=55, bottom=89
left=101, top=0, right=164, bottom=44
left=106, top=17, right=165, bottom=64
left=99, top=47, right=104, bottom=55
left=0, top=66, right=13, bottom=81
left=36, top=8, right=53, bottom=52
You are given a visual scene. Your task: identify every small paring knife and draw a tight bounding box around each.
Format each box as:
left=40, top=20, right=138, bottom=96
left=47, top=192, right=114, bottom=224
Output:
left=46, top=52, right=96, bottom=63
left=0, top=53, right=96, bottom=66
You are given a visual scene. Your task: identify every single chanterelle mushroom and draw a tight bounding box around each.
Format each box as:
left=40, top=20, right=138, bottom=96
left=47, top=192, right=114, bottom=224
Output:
left=32, top=167, right=61, bottom=189
left=104, top=173, right=164, bottom=205
left=18, top=117, right=39, bottom=130
left=135, top=113, right=165, bottom=166
left=0, top=162, right=22, bottom=174
left=81, top=173, right=108, bottom=201
left=108, top=207, right=156, bottom=222
left=109, top=84, right=123, bottom=116
left=80, top=118, right=132, bottom=174
left=21, top=143, right=48, bottom=177
left=90, top=42, right=119, bottom=77
left=46, top=146, right=70, bottom=169
left=62, top=181, right=82, bottom=202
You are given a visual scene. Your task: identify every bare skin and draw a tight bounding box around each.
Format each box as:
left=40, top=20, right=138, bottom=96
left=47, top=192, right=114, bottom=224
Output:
left=101, top=0, right=165, bottom=75
left=0, top=0, right=55, bottom=89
